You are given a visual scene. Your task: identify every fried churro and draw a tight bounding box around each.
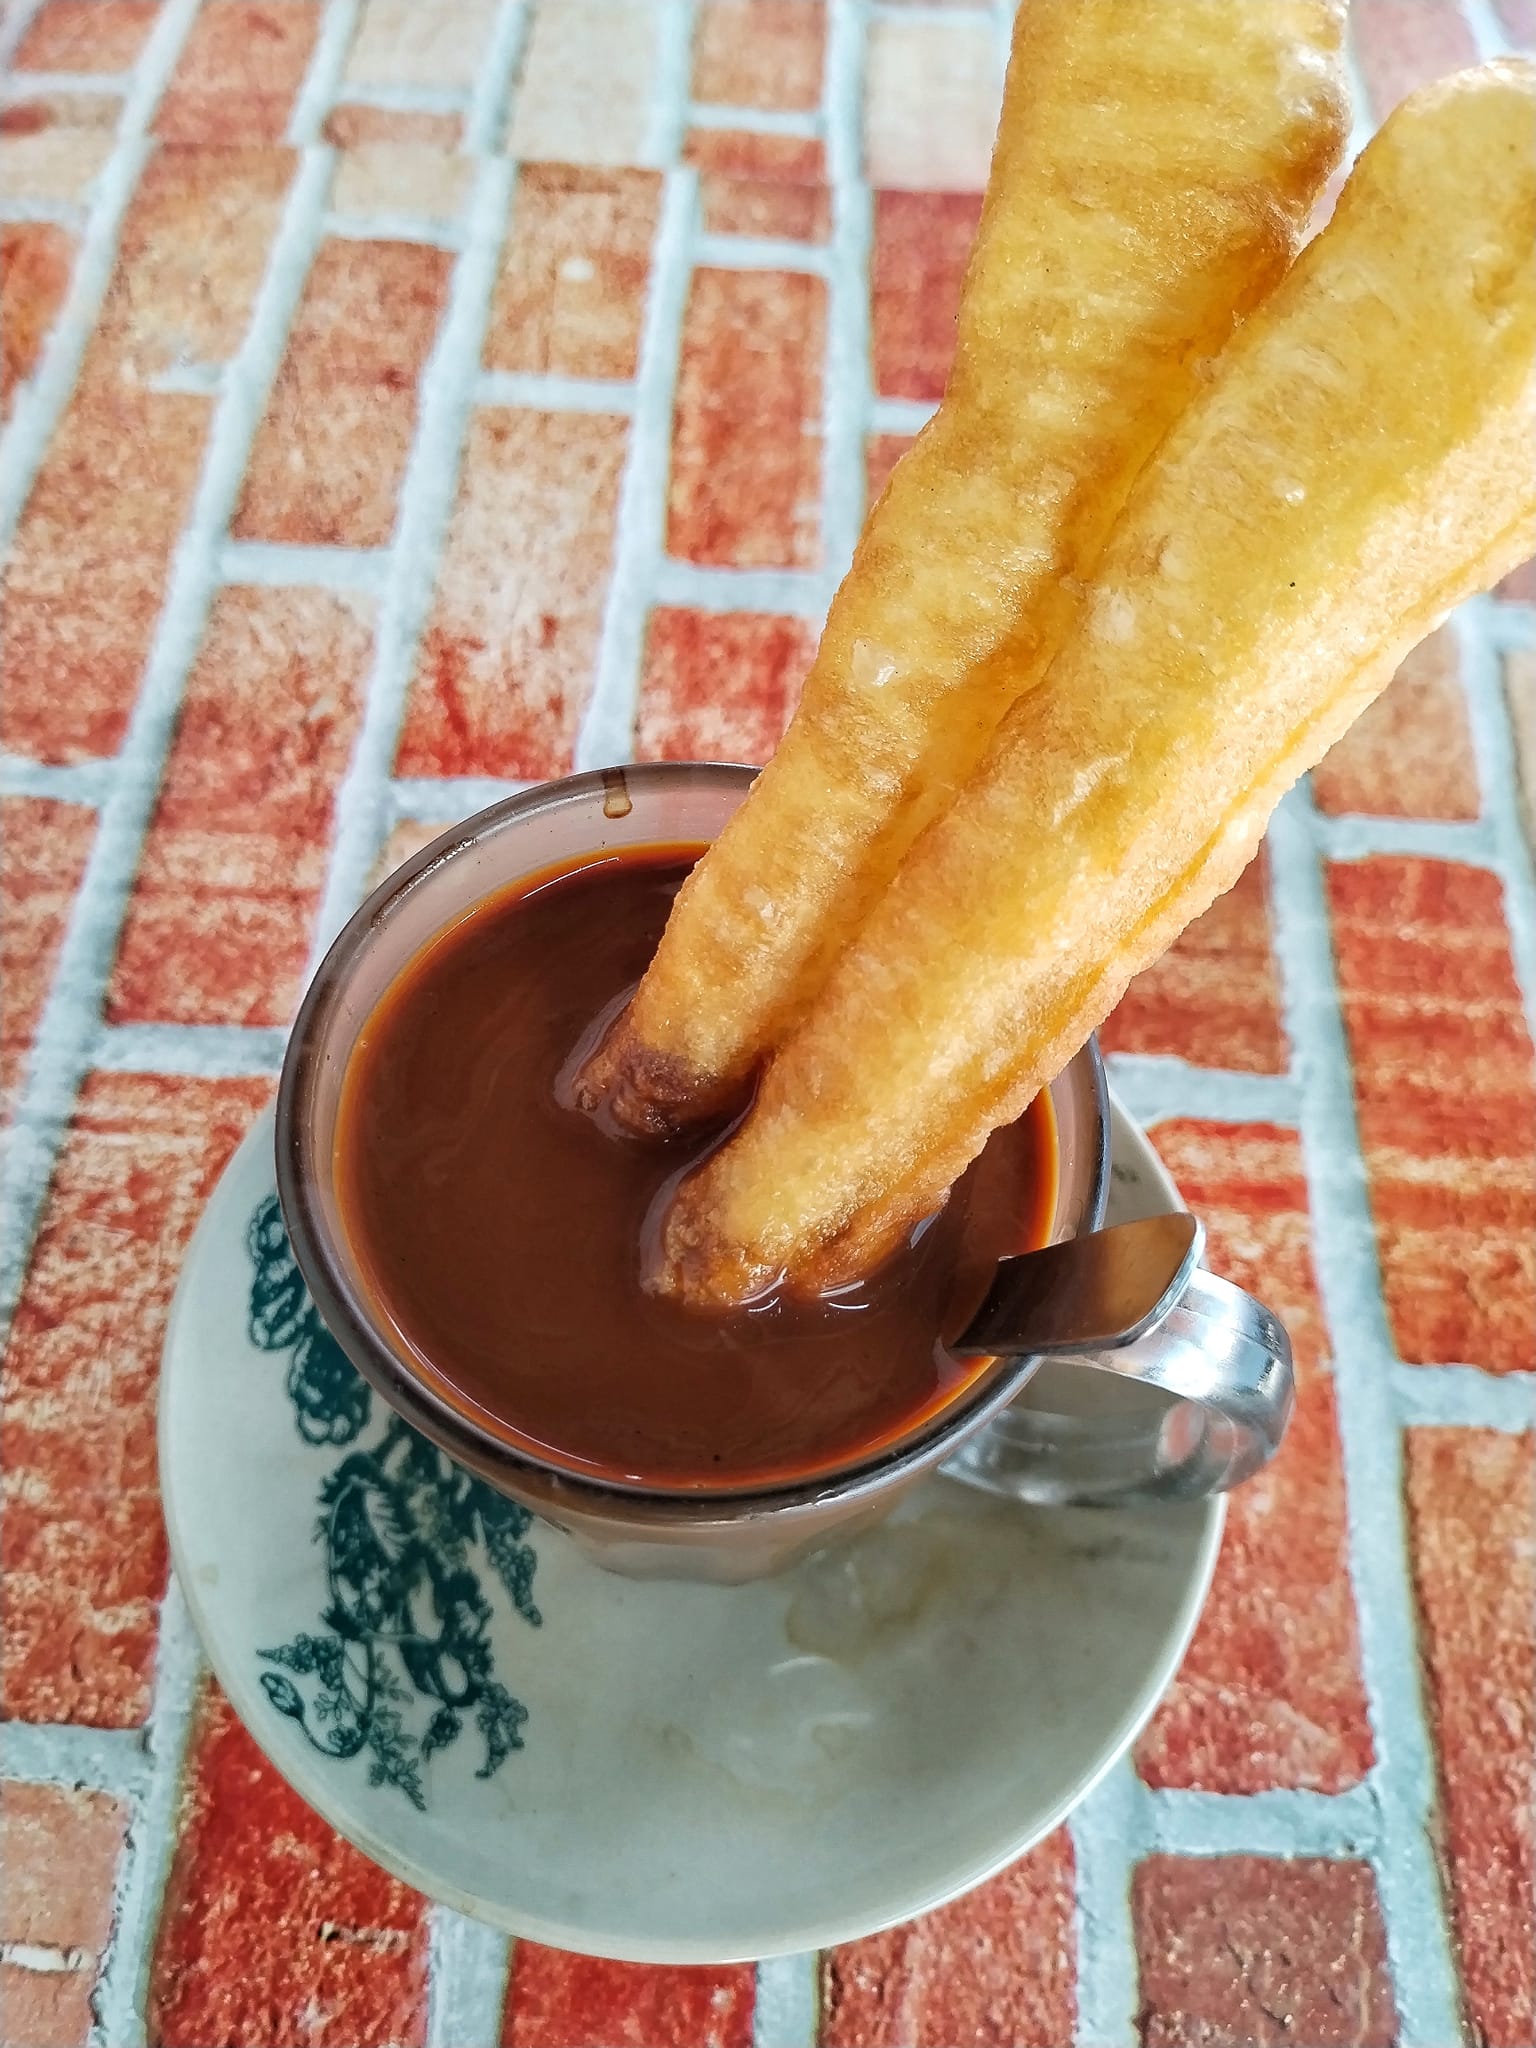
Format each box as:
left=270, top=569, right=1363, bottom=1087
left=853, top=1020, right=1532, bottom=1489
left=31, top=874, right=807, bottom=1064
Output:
left=658, top=62, right=1536, bottom=1309
left=579, top=0, right=1349, bottom=1135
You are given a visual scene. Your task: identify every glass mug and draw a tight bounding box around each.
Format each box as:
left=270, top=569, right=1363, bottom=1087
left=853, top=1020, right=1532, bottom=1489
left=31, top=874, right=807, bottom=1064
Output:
left=277, top=763, right=1293, bottom=1582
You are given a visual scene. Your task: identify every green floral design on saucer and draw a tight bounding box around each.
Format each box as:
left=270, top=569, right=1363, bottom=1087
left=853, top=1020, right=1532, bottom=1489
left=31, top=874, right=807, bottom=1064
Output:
left=245, top=1194, right=542, bottom=1810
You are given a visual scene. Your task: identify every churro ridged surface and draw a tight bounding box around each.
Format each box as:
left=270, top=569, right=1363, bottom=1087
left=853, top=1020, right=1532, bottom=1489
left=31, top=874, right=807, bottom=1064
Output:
left=660, top=63, right=1536, bottom=1308
left=582, top=0, right=1349, bottom=1135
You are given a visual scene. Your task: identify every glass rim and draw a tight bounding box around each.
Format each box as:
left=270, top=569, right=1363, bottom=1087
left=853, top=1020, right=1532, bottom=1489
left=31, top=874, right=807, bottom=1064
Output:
left=276, top=763, right=1111, bottom=1527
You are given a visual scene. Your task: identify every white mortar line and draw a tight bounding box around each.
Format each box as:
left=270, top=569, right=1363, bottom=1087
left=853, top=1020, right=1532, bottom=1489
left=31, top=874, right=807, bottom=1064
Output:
left=0, top=146, right=334, bottom=1340
left=462, top=0, right=530, bottom=157
left=1, top=65, right=127, bottom=96
left=0, top=756, right=114, bottom=804
left=324, top=208, right=465, bottom=250
left=1455, top=605, right=1536, bottom=1037
left=573, top=167, right=698, bottom=770
left=286, top=0, right=361, bottom=147
left=325, top=80, right=468, bottom=116
left=1069, top=1758, right=1142, bottom=2048
left=867, top=393, right=936, bottom=437
left=753, top=1952, right=819, bottom=2048
left=645, top=0, right=696, bottom=170
left=476, top=368, right=636, bottom=414
left=651, top=557, right=829, bottom=617
left=217, top=538, right=390, bottom=591
left=390, top=774, right=533, bottom=822
left=0, top=1723, right=152, bottom=1800
left=686, top=103, right=823, bottom=139
left=1143, top=1780, right=1382, bottom=1859
left=1459, top=0, right=1515, bottom=60
left=1314, top=812, right=1499, bottom=867
left=1483, top=588, right=1536, bottom=645
left=305, top=152, right=516, bottom=965
left=1342, top=33, right=1378, bottom=158
left=695, top=230, right=833, bottom=275
left=0, top=195, right=87, bottom=228
left=1105, top=1054, right=1301, bottom=1133
left=425, top=1909, right=513, bottom=2048
left=93, top=1023, right=289, bottom=1078
left=1391, top=1361, right=1536, bottom=1432
left=1265, top=788, right=1464, bottom=2048
left=94, top=1581, right=206, bottom=2048
left=820, top=0, right=871, bottom=581
left=0, top=0, right=203, bottom=553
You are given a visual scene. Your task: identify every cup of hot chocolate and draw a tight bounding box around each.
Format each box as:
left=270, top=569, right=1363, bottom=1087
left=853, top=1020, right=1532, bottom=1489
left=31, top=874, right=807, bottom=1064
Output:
left=275, top=763, right=1292, bottom=1582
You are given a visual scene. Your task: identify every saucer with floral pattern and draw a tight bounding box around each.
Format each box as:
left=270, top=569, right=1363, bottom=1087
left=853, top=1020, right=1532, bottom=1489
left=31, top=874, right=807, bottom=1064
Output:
left=159, top=1099, right=1220, bottom=1963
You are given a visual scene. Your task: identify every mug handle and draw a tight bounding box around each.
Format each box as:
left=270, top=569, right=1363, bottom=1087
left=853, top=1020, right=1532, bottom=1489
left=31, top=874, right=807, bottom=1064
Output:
left=942, top=1220, right=1295, bottom=1505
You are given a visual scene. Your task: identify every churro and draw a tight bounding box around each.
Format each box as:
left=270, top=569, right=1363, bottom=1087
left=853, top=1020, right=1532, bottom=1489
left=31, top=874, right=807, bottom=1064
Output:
left=580, top=0, right=1349, bottom=1135
left=658, top=63, right=1536, bottom=1308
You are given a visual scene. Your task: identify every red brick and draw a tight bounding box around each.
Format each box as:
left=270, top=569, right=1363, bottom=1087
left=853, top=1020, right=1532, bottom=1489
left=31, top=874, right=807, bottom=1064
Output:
left=1137, top=1123, right=1372, bottom=1792
left=486, top=166, right=662, bottom=383
left=667, top=268, right=824, bottom=569
left=1328, top=858, right=1536, bottom=1373
left=822, top=1831, right=1076, bottom=2048
left=692, top=0, right=824, bottom=111
left=155, top=0, right=320, bottom=145
left=864, top=16, right=998, bottom=192
left=93, top=145, right=296, bottom=381
left=502, top=1952, right=754, bottom=2048
left=234, top=238, right=450, bottom=547
left=505, top=0, right=659, bottom=164
left=0, top=1785, right=124, bottom=2039
left=1494, top=0, right=1536, bottom=45
left=864, top=431, right=912, bottom=511
left=1, top=384, right=209, bottom=762
left=1, top=1073, right=270, bottom=1724
left=150, top=1686, right=430, bottom=2048
left=343, top=0, right=498, bottom=92
left=322, top=102, right=462, bottom=148
left=396, top=408, right=627, bottom=778
left=1350, top=0, right=1477, bottom=120
left=0, top=797, right=95, bottom=1120
left=1497, top=556, right=1536, bottom=602
left=685, top=129, right=830, bottom=243
left=869, top=189, right=980, bottom=402
left=1312, top=628, right=1479, bottom=820
left=108, top=587, right=372, bottom=1026
left=635, top=607, right=813, bottom=764
left=331, top=142, right=471, bottom=222
left=0, top=1964, right=97, bottom=2048
left=1102, top=854, right=1288, bottom=1076
left=0, top=1782, right=127, bottom=1948
left=13, top=0, right=159, bottom=72
left=1134, top=1856, right=1398, bottom=2048
left=1, top=221, right=73, bottom=418
left=1406, top=1429, right=1535, bottom=2048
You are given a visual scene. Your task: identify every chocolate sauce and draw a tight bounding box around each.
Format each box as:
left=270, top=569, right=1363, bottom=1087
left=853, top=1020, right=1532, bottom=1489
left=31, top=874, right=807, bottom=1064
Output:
left=335, top=847, right=1056, bottom=1490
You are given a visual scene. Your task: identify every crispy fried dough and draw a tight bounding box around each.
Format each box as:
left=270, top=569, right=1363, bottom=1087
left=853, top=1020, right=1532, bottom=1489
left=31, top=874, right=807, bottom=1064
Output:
left=581, top=0, right=1349, bottom=1135
left=659, top=62, right=1536, bottom=1308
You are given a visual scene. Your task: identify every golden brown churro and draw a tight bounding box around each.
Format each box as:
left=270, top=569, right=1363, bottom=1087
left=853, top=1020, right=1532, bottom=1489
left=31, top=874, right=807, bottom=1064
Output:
left=580, top=0, right=1349, bottom=1135
left=658, top=63, right=1536, bottom=1309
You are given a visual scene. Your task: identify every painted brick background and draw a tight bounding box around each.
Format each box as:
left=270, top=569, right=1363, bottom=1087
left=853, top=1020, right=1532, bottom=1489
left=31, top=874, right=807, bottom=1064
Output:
left=1, top=1, right=1533, bottom=2044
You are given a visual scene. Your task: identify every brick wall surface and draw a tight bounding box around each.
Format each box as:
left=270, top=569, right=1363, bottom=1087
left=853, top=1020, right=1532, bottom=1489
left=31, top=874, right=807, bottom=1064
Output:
left=2, top=0, right=1532, bottom=2042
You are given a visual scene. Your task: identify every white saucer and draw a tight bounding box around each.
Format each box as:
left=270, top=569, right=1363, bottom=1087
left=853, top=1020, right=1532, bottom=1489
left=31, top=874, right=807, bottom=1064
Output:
left=159, top=1099, right=1221, bottom=1963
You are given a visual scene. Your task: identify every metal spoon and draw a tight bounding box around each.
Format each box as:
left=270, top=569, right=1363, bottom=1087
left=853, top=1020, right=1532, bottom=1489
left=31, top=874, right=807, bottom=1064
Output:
left=950, top=1214, right=1295, bottom=1499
